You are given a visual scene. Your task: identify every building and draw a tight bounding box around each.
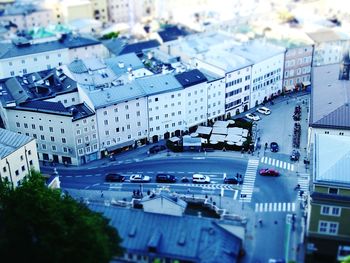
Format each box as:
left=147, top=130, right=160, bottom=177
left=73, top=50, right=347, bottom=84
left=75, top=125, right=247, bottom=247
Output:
left=89, top=203, right=242, bottom=263
left=0, top=33, right=107, bottom=79
left=0, top=128, right=40, bottom=187
left=0, top=3, right=57, bottom=31
left=307, top=29, right=350, bottom=67
left=306, top=133, right=350, bottom=262
left=308, top=62, right=350, bottom=149
left=0, top=69, right=100, bottom=165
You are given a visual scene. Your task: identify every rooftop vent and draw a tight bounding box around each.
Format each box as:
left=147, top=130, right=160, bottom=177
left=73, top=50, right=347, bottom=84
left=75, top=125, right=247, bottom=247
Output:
left=118, top=62, right=125, bottom=69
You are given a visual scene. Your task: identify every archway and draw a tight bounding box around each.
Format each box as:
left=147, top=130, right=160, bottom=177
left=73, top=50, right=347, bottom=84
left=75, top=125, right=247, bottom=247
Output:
left=244, top=105, right=248, bottom=111
left=152, top=135, right=158, bottom=143
left=164, top=132, right=170, bottom=139
left=235, top=109, right=240, bottom=115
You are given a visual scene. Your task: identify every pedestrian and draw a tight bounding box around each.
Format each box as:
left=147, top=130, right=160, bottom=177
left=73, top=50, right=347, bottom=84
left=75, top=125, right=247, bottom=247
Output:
left=258, top=218, right=263, bottom=226
left=274, top=220, right=278, bottom=225
left=101, top=191, right=104, bottom=198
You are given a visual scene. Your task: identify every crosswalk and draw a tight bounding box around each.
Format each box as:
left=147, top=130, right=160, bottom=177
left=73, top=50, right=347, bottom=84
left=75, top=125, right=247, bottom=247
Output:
left=260, top=156, right=295, bottom=171
left=297, top=173, right=310, bottom=201
left=181, top=183, right=235, bottom=190
left=240, top=158, right=259, bottom=203
left=255, top=202, right=296, bottom=213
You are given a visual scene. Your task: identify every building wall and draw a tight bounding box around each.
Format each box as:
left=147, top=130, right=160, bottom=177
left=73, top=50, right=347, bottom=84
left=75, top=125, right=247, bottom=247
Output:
left=0, top=48, right=69, bottom=79
left=107, top=0, right=130, bottom=23
left=250, top=53, right=284, bottom=107
left=148, top=90, right=184, bottom=140
left=46, top=91, right=81, bottom=108
left=4, top=108, right=98, bottom=165
left=182, top=82, right=208, bottom=129
left=283, top=45, right=313, bottom=90
left=60, top=1, right=93, bottom=22
left=0, top=9, right=56, bottom=30
left=96, top=98, right=148, bottom=151
left=207, top=78, right=225, bottom=121
left=313, top=40, right=350, bottom=67
left=309, top=127, right=350, bottom=146
left=68, top=43, right=109, bottom=60
left=225, top=66, right=251, bottom=117
left=0, top=138, right=39, bottom=187
left=308, top=201, right=350, bottom=238
left=90, top=0, right=108, bottom=23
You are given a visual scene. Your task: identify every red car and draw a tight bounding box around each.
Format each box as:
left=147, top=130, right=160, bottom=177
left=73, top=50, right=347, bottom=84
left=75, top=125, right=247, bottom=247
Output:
left=259, top=168, right=279, bottom=177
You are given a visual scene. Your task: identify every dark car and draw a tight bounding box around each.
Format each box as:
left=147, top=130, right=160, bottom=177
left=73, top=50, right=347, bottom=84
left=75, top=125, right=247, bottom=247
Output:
left=259, top=168, right=279, bottom=177
left=270, top=142, right=279, bottom=152
left=224, top=177, right=239, bottom=184
left=156, top=173, right=176, bottom=183
left=105, top=173, right=125, bottom=182
left=290, top=150, right=300, bottom=161
left=148, top=145, right=167, bottom=154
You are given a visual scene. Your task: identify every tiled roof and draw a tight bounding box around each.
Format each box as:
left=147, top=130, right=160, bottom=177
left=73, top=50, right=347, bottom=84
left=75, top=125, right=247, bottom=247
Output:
left=136, top=73, right=182, bottom=96
left=0, top=128, right=33, bottom=159
left=105, top=53, right=144, bottom=76
left=19, top=100, right=68, bottom=114
left=158, top=25, right=188, bottom=42
left=175, top=69, right=208, bottom=88
left=315, top=134, right=350, bottom=185
left=312, top=104, right=350, bottom=129
left=119, top=40, right=160, bottom=55
left=0, top=34, right=100, bottom=59
left=88, top=204, right=241, bottom=262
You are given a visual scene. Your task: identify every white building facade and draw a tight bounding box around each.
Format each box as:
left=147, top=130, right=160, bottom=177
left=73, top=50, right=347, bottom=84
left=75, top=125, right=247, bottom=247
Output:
left=0, top=128, right=40, bottom=187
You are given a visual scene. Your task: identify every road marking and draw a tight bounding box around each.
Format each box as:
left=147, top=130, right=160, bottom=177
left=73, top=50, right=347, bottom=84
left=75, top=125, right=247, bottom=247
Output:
left=76, top=175, right=82, bottom=178
left=283, top=162, right=287, bottom=169
left=193, top=157, right=205, bottom=160
left=279, top=161, right=284, bottom=168
left=276, top=160, right=279, bottom=167
left=269, top=203, right=273, bottom=211
left=274, top=202, right=277, bottom=211
left=292, top=203, right=296, bottom=212
left=287, top=163, right=291, bottom=170
left=66, top=175, right=72, bottom=178
left=287, top=203, right=291, bottom=211
left=268, top=158, right=272, bottom=165
left=86, top=174, right=92, bottom=177
left=282, top=202, right=286, bottom=211
left=278, top=203, right=282, bottom=211
left=87, top=167, right=94, bottom=170
left=291, top=165, right=294, bottom=171
left=233, top=190, right=238, bottom=200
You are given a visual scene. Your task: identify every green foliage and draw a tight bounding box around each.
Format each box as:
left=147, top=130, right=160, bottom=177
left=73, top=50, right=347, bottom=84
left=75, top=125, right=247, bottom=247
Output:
left=100, top=31, right=119, bottom=40
left=0, top=170, right=123, bottom=263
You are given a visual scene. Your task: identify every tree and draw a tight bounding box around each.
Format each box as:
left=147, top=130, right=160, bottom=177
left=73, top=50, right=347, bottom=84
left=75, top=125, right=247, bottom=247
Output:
left=0, top=170, right=123, bottom=263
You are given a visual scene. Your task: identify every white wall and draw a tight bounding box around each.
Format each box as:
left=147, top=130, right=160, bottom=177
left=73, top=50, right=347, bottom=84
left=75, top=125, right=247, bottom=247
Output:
left=0, top=48, right=69, bottom=79
left=207, top=77, right=225, bottom=120
left=250, top=53, right=284, bottom=107
left=0, top=138, right=40, bottom=187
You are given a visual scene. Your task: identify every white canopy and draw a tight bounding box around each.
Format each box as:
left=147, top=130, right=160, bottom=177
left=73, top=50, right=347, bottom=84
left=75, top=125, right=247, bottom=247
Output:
left=212, top=127, right=228, bottom=135
left=210, top=134, right=226, bottom=142
left=213, top=120, right=229, bottom=127
left=196, top=126, right=212, bottom=135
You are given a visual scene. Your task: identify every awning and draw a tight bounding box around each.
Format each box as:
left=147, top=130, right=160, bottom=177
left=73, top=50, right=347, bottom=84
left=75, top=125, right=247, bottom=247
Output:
left=212, top=127, right=228, bottom=135
left=302, top=81, right=311, bottom=86
left=225, top=134, right=242, bottom=143
left=213, top=120, right=229, bottom=127
left=210, top=134, right=226, bottom=142
left=183, top=135, right=201, bottom=147
left=227, top=127, right=243, bottom=136
left=106, top=140, right=134, bottom=152
left=196, top=126, right=212, bottom=135
left=284, top=85, right=294, bottom=91
left=169, top=136, right=180, bottom=143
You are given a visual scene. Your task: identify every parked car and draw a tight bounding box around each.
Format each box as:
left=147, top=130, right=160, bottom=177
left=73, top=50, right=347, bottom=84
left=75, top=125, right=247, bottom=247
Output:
left=181, top=176, right=190, bottom=183
left=192, top=174, right=211, bottom=183
left=156, top=173, right=176, bottom=183
left=245, top=112, right=260, bottom=121
left=290, top=150, right=300, bottom=161
left=224, top=176, right=239, bottom=184
left=270, top=142, right=279, bottom=152
left=105, top=173, right=125, bottom=182
left=130, top=174, right=151, bottom=183
left=257, top=106, right=271, bottom=115
left=259, top=168, right=279, bottom=177
left=148, top=145, right=167, bottom=154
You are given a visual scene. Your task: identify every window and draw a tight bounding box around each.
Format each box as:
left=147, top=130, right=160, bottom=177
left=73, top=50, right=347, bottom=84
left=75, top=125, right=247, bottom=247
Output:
left=52, top=145, right=56, bottom=151
left=10, top=71, right=14, bottom=76
left=318, top=221, right=338, bottom=235
left=103, top=110, right=107, bottom=115
left=29, top=160, right=33, bottom=166
left=321, top=206, right=330, bottom=215
left=39, top=125, right=43, bottom=131
left=329, top=188, right=338, bottom=194
left=332, top=207, right=341, bottom=216
left=15, top=170, right=19, bottom=176
left=21, top=165, right=25, bottom=171
left=77, top=138, right=82, bottom=144
left=28, top=150, right=31, bottom=155
left=62, top=138, right=66, bottom=143
left=49, top=127, right=53, bottom=132
left=76, top=129, right=81, bottom=135
left=40, top=135, right=45, bottom=140
left=126, top=114, right=130, bottom=119
left=324, top=131, right=329, bottom=134
left=125, top=105, right=129, bottom=110
left=104, top=120, right=109, bottom=125
left=50, top=136, right=55, bottom=142
left=16, top=122, right=20, bottom=127
left=24, top=123, right=28, bottom=128
left=137, top=111, right=140, bottom=116
left=61, top=128, right=65, bottom=134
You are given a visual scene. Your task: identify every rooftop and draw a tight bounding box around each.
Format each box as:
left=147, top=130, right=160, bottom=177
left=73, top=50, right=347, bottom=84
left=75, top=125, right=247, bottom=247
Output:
left=0, top=33, right=101, bottom=59
left=88, top=204, right=242, bottom=263
left=0, top=68, right=77, bottom=107
left=119, top=39, right=160, bottom=56
left=315, top=134, right=350, bottom=186
left=158, top=25, right=189, bottom=43
left=0, top=128, right=33, bottom=159
left=175, top=69, right=208, bottom=88
left=105, top=53, right=145, bottom=76
left=310, top=63, right=350, bottom=125
left=306, top=29, right=350, bottom=43
left=135, top=73, right=182, bottom=96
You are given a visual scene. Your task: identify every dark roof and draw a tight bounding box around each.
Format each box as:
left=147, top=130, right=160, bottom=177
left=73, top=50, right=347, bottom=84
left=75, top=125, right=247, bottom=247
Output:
left=119, top=39, right=160, bottom=55
left=158, top=25, right=188, bottom=42
left=19, top=100, right=68, bottom=114
left=175, top=69, right=208, bottom=88
left=89, top=204, right=241, bottom=263
left=102, top=38, right=126, bottom=56
left=312, top=103, right=350, bottom=129
left=311, top=192, right=350, bottom=203
left=0, top=34, right=100, bottom=59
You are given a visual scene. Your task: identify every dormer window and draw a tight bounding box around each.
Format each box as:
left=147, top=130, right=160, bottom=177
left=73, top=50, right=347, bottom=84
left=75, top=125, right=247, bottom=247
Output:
left=328, top=188, right=338, bottom=195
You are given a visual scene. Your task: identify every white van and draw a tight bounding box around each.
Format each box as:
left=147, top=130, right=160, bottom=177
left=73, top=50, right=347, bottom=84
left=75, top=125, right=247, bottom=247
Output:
left=192, top=174, right=211, bottom=184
